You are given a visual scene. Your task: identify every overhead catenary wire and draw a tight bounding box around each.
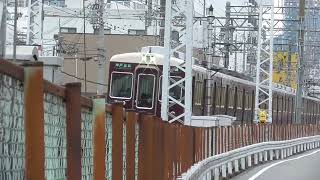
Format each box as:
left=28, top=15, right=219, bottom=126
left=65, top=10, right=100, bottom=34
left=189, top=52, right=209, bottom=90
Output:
left=60, top=70, right=108, bottom=86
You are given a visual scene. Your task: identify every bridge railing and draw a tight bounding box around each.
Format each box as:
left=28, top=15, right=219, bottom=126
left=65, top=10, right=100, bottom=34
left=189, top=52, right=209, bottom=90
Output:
left=1, top=59, right=320, bottom=180
left=178, top=135, right=320, bottom=180
left=106, top=110, right=320, bottom=180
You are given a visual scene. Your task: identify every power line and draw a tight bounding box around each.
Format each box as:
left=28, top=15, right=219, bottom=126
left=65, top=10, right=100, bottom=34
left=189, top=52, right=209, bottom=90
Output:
left=60, top=70, right=108, bottom=86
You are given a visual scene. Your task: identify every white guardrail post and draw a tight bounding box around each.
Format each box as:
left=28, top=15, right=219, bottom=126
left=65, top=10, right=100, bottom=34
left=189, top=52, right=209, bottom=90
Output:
left=178, top=136, right=320, bottom=180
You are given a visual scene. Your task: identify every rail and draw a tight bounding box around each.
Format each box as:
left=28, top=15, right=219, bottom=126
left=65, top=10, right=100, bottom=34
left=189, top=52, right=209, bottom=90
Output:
left=178, top=135, right=320, bottom=180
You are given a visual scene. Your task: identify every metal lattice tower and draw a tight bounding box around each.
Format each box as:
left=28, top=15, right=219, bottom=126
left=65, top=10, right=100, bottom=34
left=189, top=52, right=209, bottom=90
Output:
left=161, top=0, right=194, bottom=124
left=254, top=0, right=275, bottom=123
left=295, top=0, right=305, bottom=124
left=26, top=0, right=43, bottom=46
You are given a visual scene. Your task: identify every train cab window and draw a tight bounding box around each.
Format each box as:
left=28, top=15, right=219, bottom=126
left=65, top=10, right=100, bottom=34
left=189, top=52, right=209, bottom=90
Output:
left=159, top=76, right=183, bottom=101
left=110, top=72, right=133, bottom=99
left=137, top=74, right=155, bottom=109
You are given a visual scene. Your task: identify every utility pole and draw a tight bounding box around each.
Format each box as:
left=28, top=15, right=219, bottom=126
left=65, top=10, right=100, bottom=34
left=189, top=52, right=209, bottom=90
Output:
left=202, top=0, right=207, bottom=62
left=287, top=40, right=292, bottom=87
left=234, top=33, right=238, bottom=72
left=242, top=32, right=246, bottom=73
left=295, top=0, right=305, bottom=124
left=145, top=0, right=152, bottom=33
left=13, top=0, right=18, bottom=61
left=213, top=22, right=216, bottom=63
left=207, top=5, right=214, bottom=69
left=159, top=0, right=165, bottom=46
left=83, top=0, right=87, bottom=92
left=203, top=0, right=206, bottom=16
left=95, top=0, right=106, bottom=95
left=205, top=5, right=214, bottom=116
left=224, top=1, right=231, bottom=69
left=0, top=0, right=6, bottom=58
left=248, top=0, right=258, bottom=76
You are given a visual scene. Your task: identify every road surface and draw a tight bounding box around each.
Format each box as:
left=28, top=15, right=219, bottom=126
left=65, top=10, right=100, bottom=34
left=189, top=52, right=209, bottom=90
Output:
left=231, top=149, right=320, bottom=180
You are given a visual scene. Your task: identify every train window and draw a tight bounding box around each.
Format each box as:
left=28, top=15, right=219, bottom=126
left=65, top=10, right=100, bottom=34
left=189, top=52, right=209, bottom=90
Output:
left=215, top=85, right=221, bottom=107
left=249, top=93, right=251, bottom=109
left=228, top=87, right=235, bottom=108
left=198, top=80, right=204, bottom=105
left=195, top=80, right=199, bottom=105
left=136, top=74, right=155, bottom=109
left=212, top=82, right=217, bottom=112
left=245, top=93, right=248, bottom=109
left=288, top=98, right=291, bottom=113
left=237, top=90, right=242, bottom=109
left=246, top=93, right=249, bottom=109
left=221, top=86, right=226, bottom=108
left=194, top=77, right=203, bottom=105
left=110, top=72, right=133, bottom=99
left=158, top=76, right=183, bottom=101
left=248, top=93, right=251, bottom=109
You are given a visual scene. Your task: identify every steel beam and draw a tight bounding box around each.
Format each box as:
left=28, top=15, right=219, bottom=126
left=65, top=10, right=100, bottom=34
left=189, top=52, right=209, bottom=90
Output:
left=27, top=0, right=43, bottom=47
left=162, top=0, right=194, bottom=124
left=254, top=0, right=274, bottom=123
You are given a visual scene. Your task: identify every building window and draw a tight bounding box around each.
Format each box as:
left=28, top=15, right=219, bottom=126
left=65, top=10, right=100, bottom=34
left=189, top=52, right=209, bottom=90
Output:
left=128, top=29, right=146, bottom=35
left=60, top=27, right=77, bottom=33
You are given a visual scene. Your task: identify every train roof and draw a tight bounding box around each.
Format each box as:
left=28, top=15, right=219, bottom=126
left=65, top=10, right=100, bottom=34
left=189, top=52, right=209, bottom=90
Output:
left=110, top=52, right=185, bottom=67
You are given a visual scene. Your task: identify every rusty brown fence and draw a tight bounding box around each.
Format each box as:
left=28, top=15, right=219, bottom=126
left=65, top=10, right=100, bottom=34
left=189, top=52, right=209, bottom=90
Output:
left=1, top=59, right=320, bottom=180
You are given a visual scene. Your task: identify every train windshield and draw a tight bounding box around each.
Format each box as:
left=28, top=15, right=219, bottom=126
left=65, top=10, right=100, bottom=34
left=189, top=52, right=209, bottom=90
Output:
left=159, top=76, right=182, bottom=101
left=110, top=72, right=133, bottom=99
left=137, top=74, right=155, bottom=109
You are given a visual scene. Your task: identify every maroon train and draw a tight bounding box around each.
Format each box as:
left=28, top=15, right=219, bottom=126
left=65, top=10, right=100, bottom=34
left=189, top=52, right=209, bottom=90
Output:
left=107, top=48, right=320, bottom=124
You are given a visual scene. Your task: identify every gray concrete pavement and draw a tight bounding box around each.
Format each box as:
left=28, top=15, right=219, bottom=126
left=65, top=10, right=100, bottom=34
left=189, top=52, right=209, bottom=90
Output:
left=231, top=149, right=320, bottom=180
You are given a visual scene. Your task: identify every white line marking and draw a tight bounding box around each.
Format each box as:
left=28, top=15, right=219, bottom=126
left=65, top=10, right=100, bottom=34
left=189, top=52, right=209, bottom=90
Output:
left=248, top=149, right=320, bottom=180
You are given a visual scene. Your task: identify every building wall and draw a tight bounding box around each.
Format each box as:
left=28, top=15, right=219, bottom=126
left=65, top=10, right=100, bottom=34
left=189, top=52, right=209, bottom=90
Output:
left=278, top=0, right=320, bottom=83
left=60, top=33, right=159, bottom=94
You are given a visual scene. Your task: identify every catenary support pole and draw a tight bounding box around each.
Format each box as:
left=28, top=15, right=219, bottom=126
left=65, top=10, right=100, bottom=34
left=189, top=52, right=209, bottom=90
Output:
left=295, top=0, right=305, bottom=124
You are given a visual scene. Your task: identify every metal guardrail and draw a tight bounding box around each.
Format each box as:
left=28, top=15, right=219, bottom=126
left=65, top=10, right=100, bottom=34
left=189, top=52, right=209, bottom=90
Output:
left=178, top=135, right=320, bottom=180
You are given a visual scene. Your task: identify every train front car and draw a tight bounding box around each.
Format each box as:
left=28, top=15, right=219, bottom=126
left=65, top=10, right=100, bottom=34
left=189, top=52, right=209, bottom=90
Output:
left=107, top=52, right=184, bottom=119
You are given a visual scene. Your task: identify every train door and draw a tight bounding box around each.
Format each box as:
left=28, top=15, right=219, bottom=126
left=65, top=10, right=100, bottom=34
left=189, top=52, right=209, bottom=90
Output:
left=134, top=67, right=158, bottom=114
